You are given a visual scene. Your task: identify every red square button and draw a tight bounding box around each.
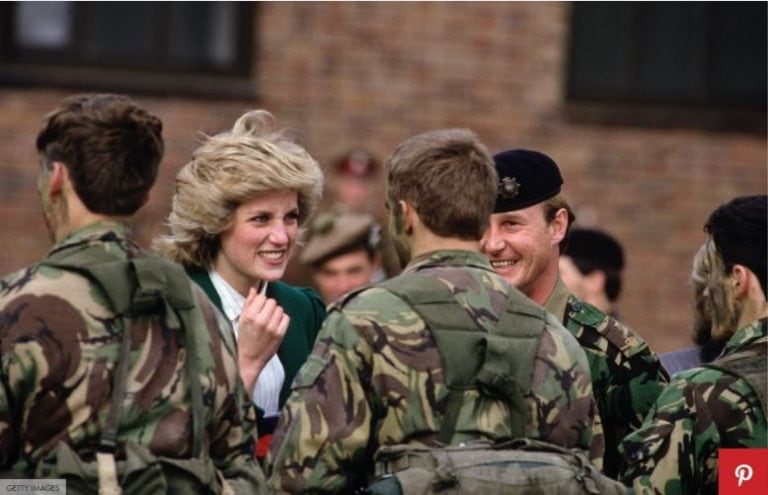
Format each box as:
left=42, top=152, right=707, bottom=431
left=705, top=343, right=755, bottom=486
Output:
left=719, top=448, right=768, bottom=495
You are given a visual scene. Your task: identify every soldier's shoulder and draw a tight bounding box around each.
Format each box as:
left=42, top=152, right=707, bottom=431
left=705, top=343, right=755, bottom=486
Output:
left=567, top=298, right=652, bottom=357
left=0, top=262, right=89, bottom=303
left=329, top=285, right=409, bottom=313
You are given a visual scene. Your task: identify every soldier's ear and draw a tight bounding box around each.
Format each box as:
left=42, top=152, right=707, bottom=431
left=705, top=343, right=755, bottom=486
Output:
left=46, top=161, right=67, bottom=198
left=400, top=200, right=415, bottom=235
left=730, top=264, right=753, bottom=299
left=549, top=207, right=569, bottom=246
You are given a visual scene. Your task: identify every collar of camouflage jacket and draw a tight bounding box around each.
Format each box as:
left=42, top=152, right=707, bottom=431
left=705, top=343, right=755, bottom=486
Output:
left=544, top=278, right=570, bottom=322
left=720, top=317, right=768, bottom=358
left=47, top=220, right=132, bottom=257
left=404, top=249, right=496, bottom=274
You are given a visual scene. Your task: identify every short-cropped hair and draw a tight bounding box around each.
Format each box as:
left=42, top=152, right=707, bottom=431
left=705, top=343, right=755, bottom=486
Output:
left=154, top=110, right=323, bottom=268
left=36, top=93, right=163, bottom=215
left=705, top=194, right=767, bottom=295
left=385, top=129, right=497, bottom=241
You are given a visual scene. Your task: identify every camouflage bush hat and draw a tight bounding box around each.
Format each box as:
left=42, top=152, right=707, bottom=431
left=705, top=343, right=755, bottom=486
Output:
left=493, top=149, right=563, bottom=212
left=300, top=210, right=381, bottom=265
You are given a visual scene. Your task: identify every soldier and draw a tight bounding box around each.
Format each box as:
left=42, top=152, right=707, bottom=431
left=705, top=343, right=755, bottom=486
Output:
left=268, top=129, right=602, bottom=493
left=480, top=149, right=669, bottom=478
left=659, top=244, right=724, bottom=376
left=620, top=194, right=767, bottom=494
left=300, top=210, right=384, bottom=303
left=559, top=227, right=625, bottom=319
left=0, top=94, right=266, bottom=492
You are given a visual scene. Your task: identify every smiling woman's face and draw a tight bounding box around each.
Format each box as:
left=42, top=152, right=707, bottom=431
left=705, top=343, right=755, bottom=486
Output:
left=214, top=189, right=299, bottom=295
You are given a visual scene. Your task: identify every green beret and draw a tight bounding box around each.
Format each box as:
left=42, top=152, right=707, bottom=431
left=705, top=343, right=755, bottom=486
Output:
left=300, top=211, right=381, bottom=265
left=493, top=149, right=563, bottom=213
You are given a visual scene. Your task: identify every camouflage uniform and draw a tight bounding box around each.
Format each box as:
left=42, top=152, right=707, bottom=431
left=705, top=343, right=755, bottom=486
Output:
left=268, top=250, right=603, bottom=493
left=0, top=222, right=264, bottom=488
left=619, top=317, right=768, bottom=494
left=544, top=279, right=670, bottom=478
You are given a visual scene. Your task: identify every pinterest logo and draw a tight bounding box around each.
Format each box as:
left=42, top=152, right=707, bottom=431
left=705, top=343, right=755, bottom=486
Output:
left=720, top=449, right=768, bottom=494
left=735, top=464, right=753, bottom=487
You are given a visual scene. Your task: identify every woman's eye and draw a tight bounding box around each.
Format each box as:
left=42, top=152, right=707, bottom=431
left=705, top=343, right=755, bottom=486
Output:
left=285, top=211, right=300, bottom=223
left=250, top=214, right=269, bottom=223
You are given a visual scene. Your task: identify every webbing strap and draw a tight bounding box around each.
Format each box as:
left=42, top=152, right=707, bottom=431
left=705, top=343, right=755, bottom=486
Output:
left=704, top=351, right=768, bottom=417
left=379, top=273, right=544, bottom=444
left=39, top=247, right=207, bottom=457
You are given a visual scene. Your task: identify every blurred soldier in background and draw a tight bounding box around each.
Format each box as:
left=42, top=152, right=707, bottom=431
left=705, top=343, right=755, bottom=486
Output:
left=560, top=227, right=625, bottom=319
left=300, top=210, right=383, bottom=303
left=481, top=148, right=669, bottom=478
left=621, top=194, right=767, bottom=494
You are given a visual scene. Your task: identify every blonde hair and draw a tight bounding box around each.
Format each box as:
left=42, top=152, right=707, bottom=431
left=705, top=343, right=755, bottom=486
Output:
left=154, top=110, right=323, bottom=268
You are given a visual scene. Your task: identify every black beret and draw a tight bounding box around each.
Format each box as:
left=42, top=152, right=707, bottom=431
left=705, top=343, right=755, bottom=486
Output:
left=564, top=228, right=625, bottom=272
left=493, top=149, right=563, bottom=213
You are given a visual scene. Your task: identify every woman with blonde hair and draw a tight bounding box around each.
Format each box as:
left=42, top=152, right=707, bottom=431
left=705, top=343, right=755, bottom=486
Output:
left=154, top=110, right=325, bottom=458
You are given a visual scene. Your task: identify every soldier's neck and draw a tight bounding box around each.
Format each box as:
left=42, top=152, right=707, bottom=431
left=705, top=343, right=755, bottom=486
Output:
left=54, top=193, right=126, bottom=243
left=410, top=228, right=478, bottom=258
left=737, top=283, right=768, bottom=330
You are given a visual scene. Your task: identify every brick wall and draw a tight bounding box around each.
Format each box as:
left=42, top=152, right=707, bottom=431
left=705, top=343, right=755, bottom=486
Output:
left=0, top=3, right=764, bottom=354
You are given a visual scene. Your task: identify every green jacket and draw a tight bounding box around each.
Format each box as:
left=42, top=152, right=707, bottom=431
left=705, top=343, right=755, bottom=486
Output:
left=186, top=266, right=326, bottom=409
left=268, top=250, right=602, bottom=493
left=545, top=278, right=670, bottom=478
left=619, top=317, right=768, bottom=494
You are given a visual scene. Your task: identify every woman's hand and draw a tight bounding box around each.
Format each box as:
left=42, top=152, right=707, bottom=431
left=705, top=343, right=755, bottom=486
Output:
left=237, top=286, right=291, bottom=395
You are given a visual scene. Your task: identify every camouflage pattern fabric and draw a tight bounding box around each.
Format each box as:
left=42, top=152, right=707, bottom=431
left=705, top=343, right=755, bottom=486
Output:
left=619, top=317, right=768, bottom=494
left=546, top=279, right=671, bottom=477
left=0, top=222, right=264, bottom=488
left=268, top=250, right=603, bottom=493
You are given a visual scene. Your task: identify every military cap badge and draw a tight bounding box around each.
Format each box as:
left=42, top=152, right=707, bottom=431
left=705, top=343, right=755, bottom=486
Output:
left=499, top=176, right=521, bottom=199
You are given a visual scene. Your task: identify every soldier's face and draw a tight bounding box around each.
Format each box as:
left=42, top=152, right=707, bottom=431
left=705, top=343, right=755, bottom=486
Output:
left=36, top=158, right=64, bottom=242
left=214, top=190, right=299, bottom=295
left=312, top=249, right=378, bottom=303
left=388, top=201, right=411, bottom=268
left=480, top=203, right=562, bottom=302
left=701, top=240, right=741, bottom=341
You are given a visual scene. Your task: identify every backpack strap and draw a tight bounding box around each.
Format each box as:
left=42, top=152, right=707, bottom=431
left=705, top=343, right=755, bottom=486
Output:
left=379, top=273, right=544, bottom=444
left=39, top=248, right=207, bottom=457
left=703, top=350, right=768, bottom=416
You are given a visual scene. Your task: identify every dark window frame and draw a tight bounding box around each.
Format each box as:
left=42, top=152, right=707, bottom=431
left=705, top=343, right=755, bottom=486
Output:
left=0, top=2, right=257, bottom=99
left=564, top=2, right=766, bottom=134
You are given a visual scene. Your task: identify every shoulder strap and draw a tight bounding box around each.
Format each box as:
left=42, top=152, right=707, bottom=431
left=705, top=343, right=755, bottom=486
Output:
left=704, top=350, right=768, bottom=416
left=39, top=249, right=207, bottom=457
left=379, top=273, right=545, bottom=444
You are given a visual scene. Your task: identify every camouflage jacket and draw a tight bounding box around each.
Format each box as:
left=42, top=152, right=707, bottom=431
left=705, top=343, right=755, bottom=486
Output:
left=619, top=317, right=768, bottom=494
left=545, top=279, right=670, bottom=478
left=268, top=250, right=603, bottom=493
left=0, top=222, right=264, bottom=488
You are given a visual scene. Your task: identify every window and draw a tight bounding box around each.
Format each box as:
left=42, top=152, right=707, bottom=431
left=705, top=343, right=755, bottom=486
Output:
left=0, top=1, right=255, bottom=98
left=566, top=3, right=766, bottom=131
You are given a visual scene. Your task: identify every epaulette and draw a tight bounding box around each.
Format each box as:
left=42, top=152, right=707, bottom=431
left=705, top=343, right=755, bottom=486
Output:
left=567, top=298, right=605, bottom=328
left=328, top=284, right=377, bottom=313
left=567, top=298, right=638, bottom=352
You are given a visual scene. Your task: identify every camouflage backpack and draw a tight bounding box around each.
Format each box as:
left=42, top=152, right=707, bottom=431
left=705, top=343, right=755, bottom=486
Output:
left=703, top=346, right=768, bottom=417
left=31, top=246, right=263, bottom=495
left=365, top=273, right=628, bottom=495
